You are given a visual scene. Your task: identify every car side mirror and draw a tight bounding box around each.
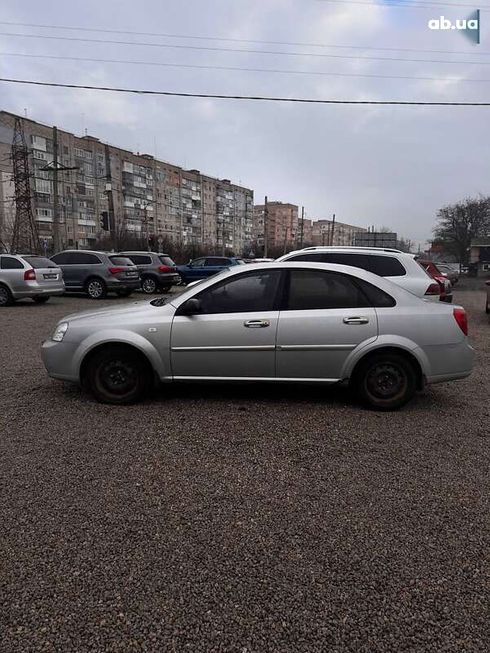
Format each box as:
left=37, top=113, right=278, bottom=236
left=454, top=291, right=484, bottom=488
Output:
left=180, top=298, right=202, bottom=315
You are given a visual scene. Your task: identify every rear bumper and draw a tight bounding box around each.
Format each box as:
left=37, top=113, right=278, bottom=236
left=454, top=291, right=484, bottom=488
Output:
left=106, top=279, right=141, bottom=291
left=422, top=341, right=475, bottom=384
left=157, top=273, right=181, bottom=285
left=13, top=284, right=65, bottom=299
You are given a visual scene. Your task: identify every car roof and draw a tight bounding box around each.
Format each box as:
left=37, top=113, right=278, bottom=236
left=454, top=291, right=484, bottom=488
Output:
left=54, top=249, right=110, bottom=255
left=283, top=246, right=406, bottom=257
left=119, top=251, right=168, bottom=256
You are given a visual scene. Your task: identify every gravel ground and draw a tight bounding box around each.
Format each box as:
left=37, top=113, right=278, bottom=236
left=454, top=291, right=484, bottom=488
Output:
left=1, top=283, right=489, bottom=652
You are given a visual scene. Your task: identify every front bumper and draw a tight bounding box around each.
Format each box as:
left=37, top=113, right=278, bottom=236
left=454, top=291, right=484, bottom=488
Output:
left=41, top=339, right=80, bottom=383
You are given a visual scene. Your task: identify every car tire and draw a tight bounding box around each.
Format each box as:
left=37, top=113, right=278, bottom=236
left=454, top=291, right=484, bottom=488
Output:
left=32, top=296, right=50, bottom=304
left=352, top=352, right=417, bottom=411
left=87, top=345, right=152, bottom=404
left=0, top=284, right=14, bottom=307
left=116, top=289, right=133, bottom=298
left=141, top=276, right=158, bottom=294
left=85, top=277, right=107, bottom=299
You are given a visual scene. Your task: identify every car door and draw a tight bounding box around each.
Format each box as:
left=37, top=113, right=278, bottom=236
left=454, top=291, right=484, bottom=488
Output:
left=184, top=257, right=206, bottom=281
left=51, top=252, right=77, bottom=288
left=276, top=269, right=378, bottom=381
left=171, top=268, right=283, bottom=379
left=0, top=255, right=25, bottom=294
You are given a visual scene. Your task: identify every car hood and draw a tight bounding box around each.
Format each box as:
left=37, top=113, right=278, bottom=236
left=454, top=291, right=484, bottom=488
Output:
left=60, top=300, right=171, bottom=324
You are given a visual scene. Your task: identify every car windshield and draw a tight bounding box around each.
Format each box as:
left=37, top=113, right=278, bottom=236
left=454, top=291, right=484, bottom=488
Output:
left=109, top=256, right=134, bottom=266
left=159, top=255, right=175, bottom=266
left=23, top=256, right=57, bottom=268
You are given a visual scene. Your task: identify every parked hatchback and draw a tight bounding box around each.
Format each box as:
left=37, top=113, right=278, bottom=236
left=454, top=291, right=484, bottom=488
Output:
left=278, top=247, right=442, bottom=301
left=119, top=251, right=180, bottom=294
left=50, top=250, right=140, bottom=299
left=42, top=262, right=474, bottom=411
left=177, top=256, right=245, bottom=284
left=0, top=253, right=64, bottom=306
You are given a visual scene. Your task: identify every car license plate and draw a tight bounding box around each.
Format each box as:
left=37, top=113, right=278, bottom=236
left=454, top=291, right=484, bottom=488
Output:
left=126, top=271, right=138, bottom=277
left=44, top=273, right=58, bottom=279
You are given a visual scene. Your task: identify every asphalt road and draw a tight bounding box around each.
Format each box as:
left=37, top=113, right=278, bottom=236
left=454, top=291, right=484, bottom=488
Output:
left=1, top=283, right=489, bottom=652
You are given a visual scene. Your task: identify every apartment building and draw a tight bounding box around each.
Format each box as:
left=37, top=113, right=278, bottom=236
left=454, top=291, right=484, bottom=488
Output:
left=310, top=219, right=367, bottom=247
left=253, top=201, right=299, bottom=251
left=0, top=111, right=253, bottom=253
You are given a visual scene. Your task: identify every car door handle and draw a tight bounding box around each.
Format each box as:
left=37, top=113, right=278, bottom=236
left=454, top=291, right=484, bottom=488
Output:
left=343, top=317, right=369, bottom=325
left=244, top=320, right=270, bottom=328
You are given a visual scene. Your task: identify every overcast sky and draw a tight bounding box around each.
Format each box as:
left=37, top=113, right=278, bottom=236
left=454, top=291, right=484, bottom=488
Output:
left=1, top=0, right=489, bottom=245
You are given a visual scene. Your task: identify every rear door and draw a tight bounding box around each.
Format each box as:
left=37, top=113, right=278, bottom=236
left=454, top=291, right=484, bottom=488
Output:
left=0, top=255, right=25, bottom=294
left=51, top=252, right=78, bottom=288
left=276, top=269, right=378, bottom=380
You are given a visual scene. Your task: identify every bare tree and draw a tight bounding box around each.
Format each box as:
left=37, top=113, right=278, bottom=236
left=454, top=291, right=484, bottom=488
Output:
left=433, top=196, right=490, bottom=265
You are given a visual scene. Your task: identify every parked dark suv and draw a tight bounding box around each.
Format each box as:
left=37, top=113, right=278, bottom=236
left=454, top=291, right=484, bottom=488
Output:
left=177, top=256, right=245, bottom=284
left=50, top=250, right=140, bottom=299
left=119, top=251, right=180, bottom=294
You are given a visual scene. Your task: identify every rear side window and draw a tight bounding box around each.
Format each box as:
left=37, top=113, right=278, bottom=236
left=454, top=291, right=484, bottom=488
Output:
left=127, top=254, right=151, bottom=265
left=286, top=270, right=370, bottom=310
left=0, top=256, right=24, bottom=270
left=159, top=255, right=175, bottom=266
left=355, top=278, right=396, bottom=307
left=109, top=256, right=134, bottom=266
left=205, top=258, right=230, bottom=266
left=23, top=256, right=57, bottom=269
left=288, top=252, right=406, bottom=277
left=70, top=253, right=101, bottom=265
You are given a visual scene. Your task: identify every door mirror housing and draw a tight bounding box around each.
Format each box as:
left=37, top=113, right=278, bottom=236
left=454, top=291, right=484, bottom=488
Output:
left=180, top=297, right=202, bottom=315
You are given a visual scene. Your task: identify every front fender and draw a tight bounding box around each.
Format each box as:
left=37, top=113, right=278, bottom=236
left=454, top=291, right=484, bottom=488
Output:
left=340, top=335, right=431, bottom=381
left=72, top=329, right=167, bottom=380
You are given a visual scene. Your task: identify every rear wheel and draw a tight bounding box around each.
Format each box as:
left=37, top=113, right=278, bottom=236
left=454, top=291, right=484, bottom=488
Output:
left=141, top=276, right=158, bottom=294
left=85, top=277, right=107, bottom=299
left=32, top=295, right=50, bottom=304
left=86, top=346, right=152, bottom=404
left=352, top=352, right=417, bottom=411
left=0, top=284, right=14, bottom=307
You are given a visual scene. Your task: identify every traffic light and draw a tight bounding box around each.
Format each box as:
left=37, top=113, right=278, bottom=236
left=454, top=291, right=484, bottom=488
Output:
left=100, top=211, right=109, bottom=231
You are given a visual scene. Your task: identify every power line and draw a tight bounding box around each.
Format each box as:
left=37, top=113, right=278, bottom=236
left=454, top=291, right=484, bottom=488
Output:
left=317, top=0, right=490, bottom=9
left=1, top=77, right=490, bottom=105
left=0, top=20, right=488, bottom=56
left=4, top=51, right=490, bottom=83
left=1, top=32, right=490, bottom=66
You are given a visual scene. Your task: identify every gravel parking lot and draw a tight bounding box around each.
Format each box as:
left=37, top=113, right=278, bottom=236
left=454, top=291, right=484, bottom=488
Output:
left=1, top=283, right=489, bottom=652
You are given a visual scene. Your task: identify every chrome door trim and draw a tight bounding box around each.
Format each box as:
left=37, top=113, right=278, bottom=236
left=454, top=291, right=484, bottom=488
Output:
left=343, top=317, right=369, bottom=325
left=171, top=345, right=275, bottom=352
left=173, top=376, right=341, bottom=382
left=276, top=344, right=357, bottom=351
left=244, top=319, right=270, bottom=328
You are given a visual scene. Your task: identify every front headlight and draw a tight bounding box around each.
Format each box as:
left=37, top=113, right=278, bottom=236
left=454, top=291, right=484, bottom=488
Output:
left=52, top=322, right=69, bottom=342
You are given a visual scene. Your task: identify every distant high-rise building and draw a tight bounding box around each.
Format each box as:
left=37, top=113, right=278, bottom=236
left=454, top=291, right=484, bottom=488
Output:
left=253, top=201, right=298, bottom=252
left=0, top=111, right=253, bottom=253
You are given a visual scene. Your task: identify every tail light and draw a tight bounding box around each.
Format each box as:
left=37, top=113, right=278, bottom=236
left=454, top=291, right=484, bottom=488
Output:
left=24, top=269, right=36, bottom=281
left=425, top=282, right=441, bottom=296
left=453, top=307, right=468, bottom=336
left=158, top=265, right=172, bottom=273
left=108, top=267, right=123, bottom=275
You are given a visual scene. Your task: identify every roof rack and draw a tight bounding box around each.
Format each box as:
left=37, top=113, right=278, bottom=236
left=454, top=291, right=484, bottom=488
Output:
left=299, top=246, right=403, bottom=254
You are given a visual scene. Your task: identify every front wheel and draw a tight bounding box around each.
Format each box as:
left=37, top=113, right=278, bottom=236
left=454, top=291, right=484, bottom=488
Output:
left=352, top=353, right=417, bottom=411
left=85, top=278, right=107, bottom=299
left=86, top=346, right=152, bottom=404
left=32, top=295, right=50, bottom=304
left=141, top=276, right=158, bottom=294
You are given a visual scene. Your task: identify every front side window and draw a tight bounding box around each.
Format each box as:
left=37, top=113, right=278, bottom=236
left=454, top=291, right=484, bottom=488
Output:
left=191, top=258, right=205, bottom=268
left=0, top=256, right=24, bottom=270
left=51, top=253, right=72, bottom=265
left=286, top=270, right=370, bottom=310
left=205, top=258, right=229, bottom=266
left=194, top=270, right=282, bottom=314
left=70, top=253, right=101, bottom=265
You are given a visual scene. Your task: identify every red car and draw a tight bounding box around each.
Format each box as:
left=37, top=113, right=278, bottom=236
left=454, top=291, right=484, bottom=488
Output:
left=417, top=260, right=453, bottom=303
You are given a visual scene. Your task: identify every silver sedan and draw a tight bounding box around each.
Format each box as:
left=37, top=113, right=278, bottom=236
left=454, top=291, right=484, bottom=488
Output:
left=41, top=262, right=475, bottom=410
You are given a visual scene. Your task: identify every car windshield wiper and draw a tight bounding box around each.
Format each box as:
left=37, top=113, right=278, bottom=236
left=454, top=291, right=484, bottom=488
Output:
left=150, top=297, right=168, bottom=307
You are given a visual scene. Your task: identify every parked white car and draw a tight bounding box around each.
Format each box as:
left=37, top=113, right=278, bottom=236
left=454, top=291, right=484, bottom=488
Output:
left=277, top=247, right=441, bottom=301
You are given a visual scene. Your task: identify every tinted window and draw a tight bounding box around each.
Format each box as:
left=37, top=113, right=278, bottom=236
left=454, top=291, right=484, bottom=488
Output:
left=286, top=270, right=369, bottom=310
left=196, top=270, right=282, bottom=314
left=1, top=256, right=24, bottom=270
left=355, top=278, right=396, bottom=308
left=126, top=254, right=151, bottom=265
left=51, top=252, right=72, bottom=265
left=191, top=258, right=205, bottom=268
left=159, top=255, right=175, bottom=266
left=288, top=252, right=406, bottom=277
left=23, top=256, right=57, bottom=269
left=205, top=258, right=230, bottom=266
left=70, top=253, right=101, bottom=265
left=109, top=256, right=134, bottom=266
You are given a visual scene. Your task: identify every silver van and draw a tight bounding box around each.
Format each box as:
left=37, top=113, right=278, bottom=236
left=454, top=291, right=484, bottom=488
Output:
left=0, top=253, right=65, bottom=306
